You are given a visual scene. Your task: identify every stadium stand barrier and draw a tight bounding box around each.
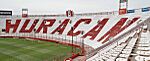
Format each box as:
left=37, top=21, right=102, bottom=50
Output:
left=0, top=7, right=150, bottom=61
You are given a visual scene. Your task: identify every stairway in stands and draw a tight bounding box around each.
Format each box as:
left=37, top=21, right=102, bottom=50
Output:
left=128, top=29, right=150, bottom=61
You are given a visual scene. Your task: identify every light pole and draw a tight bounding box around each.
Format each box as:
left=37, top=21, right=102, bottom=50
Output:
left=33, top=28, right=36, bottom=38
left=81, top=31, right=85, bottom=55
left=66, top=10, right=74, bottom=56
left=71, top=27, right=74, bottom=54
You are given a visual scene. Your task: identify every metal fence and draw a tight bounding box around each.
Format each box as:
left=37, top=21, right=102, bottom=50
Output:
left=0, top=32, right=84, bottom=61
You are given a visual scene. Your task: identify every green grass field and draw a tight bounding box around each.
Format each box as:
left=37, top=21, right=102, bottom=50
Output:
left=0, top=38, right=80, bottom=61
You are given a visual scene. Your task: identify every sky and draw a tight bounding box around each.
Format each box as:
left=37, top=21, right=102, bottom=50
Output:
left=0, top=0, right=150, bottom=15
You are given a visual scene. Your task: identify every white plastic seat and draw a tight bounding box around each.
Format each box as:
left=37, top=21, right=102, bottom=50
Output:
left=135, top=56, right=144, bottom=61
left=102, top=56, right=108, bottom=60
left=98, top=58, right=104, bottom=61
left=119, top=54, right=129, bottom=58
left=116, top=58, right=127, bottom=61
left=111, top=53, right=119, bottom=57
left=109, top=56, right=116, bottom=60
left=121, top=50, right=131, bottom=54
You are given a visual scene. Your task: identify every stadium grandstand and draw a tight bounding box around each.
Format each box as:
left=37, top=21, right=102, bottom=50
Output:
left=0, top=0, right=150, bottom=61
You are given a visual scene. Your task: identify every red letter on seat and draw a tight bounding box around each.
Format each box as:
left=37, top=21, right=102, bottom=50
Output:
left=82, top=18, right=109, bottom=40
left=67, top=19, right=91, bottom=36
left=6, top=19, right=21, bottom=33
left=19, top=19, right=39, bottom=33
left=51, top=19, right=70, bottom=34
left=98, top=17, right=139, bottom=44
left=36, top=19, right=56, bottom=33
left=97, top=18, right=128, bottom=43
